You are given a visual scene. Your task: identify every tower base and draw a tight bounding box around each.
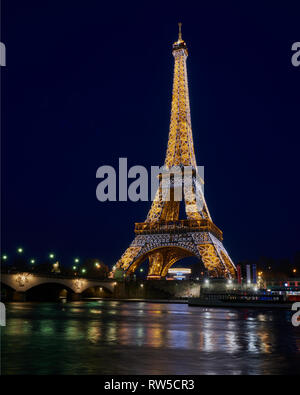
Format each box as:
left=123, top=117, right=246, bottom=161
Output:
left=115, top=220, right=236, bottom=279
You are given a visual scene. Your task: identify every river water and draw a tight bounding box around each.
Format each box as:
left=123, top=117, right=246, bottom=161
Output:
left=1, top=301, right=300, bottom=375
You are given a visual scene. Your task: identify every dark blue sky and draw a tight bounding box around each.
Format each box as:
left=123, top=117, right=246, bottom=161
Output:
left=2, top=1, right=300, bottom=268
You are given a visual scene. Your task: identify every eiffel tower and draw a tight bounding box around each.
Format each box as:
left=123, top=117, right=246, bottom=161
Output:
left=114, top=24, right=236, bottom=279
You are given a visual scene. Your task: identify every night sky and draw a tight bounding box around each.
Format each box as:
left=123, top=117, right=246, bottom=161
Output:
left=2, top=1, right=300, bottom=268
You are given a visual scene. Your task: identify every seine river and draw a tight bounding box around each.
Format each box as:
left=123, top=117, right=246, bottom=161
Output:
left=2, top=301, right=300, bottom=375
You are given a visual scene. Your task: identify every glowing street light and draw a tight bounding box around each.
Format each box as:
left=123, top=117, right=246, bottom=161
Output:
left=49, top=253, right=55, bottom=259
left=74, top=258, right=80, bottom=263
left=140, top=268, right=144, bottom=272
left=81, top=268, right=86, bottom=274
left=73, top=266, right=77, bottom=270
left=2, top=255, right=8, bottom=260
left=17, top=247, right=23, bottom=253
left=293, top=269, right=297, bottom=273
left=95, top=262, right=100, bottom=268
left=30, top=259, right=35, bottom=264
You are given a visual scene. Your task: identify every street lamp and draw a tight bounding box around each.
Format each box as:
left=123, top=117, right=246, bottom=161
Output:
left=74, top=258, right=80, bottom=263
left=73, top=266, right=77, bottom=270
left=49, top=253, right=55, bottom=259
left=2, top=255, right=8, bottom=260
left=293, top=269, right=297, bottom=273
left=140, top=268, right=144, bottom=272
left=30, top=259, right=35, bottom=264
left=95, top=262, right=100, bottom=268
left=17, top=247, right=23, bottom=253
left=81, top=268, right=86, bottom=274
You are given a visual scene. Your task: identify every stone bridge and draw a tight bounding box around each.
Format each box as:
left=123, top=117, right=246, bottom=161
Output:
left=1, top=272, right=116, bottom=301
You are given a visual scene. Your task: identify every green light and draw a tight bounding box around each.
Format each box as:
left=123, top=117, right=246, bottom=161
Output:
left=81, top=268, right=86, bottom=274
left=30, top=259, right=35, bottom=264
left=140, top=268, right=144, bottom=272
left=17, top=247, right=23, bottom=253
left=74, top=258, right=79, bottom=263
left=2, top=255, right=8, bottom=260
left=49, top=253, right=55, bottom=259
left=73, top=266, right=77, bottom=270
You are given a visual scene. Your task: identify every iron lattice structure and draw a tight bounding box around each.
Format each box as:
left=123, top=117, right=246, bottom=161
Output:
left=114, top=25, right=236, bottom=279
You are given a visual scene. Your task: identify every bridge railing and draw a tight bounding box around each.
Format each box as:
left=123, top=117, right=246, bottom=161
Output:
left=1, top=270, right=113, bottom=282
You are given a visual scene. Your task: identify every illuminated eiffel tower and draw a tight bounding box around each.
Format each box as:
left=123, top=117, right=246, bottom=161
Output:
left=114, top=24, right=236, bottom=279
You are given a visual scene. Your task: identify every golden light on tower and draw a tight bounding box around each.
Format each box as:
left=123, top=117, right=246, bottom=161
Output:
left=114, top=25, right=236, bottom=280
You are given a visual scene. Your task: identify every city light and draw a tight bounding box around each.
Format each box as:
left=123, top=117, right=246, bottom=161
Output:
left=140, top=284, right=144, bottom=288
left=17, top=247, right=23, bottom=253
left=140, top=268, right=144, bottom=272
left=30, top=259, right=35, bottom=264
left=74, top=258, right=80, bottom=263
left=2, top=255, right=8, bottom=260
left=81, top=268, right=86, bottom=274
left=49, top=253, right=55, bottom=259
left=293, top=269, right=297, bottom=273
left=73, top=266, right=77, bottom=270
left=204, top=279, right=209, bottom=285
left=95, top=262, right=100, bottom=268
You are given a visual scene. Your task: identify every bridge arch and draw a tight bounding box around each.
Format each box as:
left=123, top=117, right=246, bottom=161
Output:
left=1, top=273, right=115, bottom=296
left=26, top=282, right=75, bottom=301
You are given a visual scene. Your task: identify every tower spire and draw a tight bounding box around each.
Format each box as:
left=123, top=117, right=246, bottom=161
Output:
left=178, top=22, right=182, bottom=41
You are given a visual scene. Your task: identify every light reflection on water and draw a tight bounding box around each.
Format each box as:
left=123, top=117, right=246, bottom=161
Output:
left=1, top=301, right=300, bottom=375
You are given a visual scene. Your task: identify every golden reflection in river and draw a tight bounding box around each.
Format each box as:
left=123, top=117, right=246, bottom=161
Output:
left=106, top=323, right=117, bottom=342
left=87, top=324, right=101, bottom=344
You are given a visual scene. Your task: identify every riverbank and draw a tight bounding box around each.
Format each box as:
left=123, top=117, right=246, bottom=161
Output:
left=82, top=297, right=188, bottom=304
left=188, top=298, right=293, bottom=309
left=83, top=297, right=294, bottom=309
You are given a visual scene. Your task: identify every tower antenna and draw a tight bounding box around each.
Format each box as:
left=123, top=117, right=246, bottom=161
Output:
left=178, top=22, right=182, bottom=41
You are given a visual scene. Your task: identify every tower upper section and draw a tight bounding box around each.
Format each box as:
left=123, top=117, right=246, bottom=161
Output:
left=165, top=23, right=197, bottom=169
left=172, top=22, right=188, bottom=55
